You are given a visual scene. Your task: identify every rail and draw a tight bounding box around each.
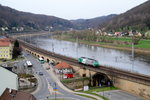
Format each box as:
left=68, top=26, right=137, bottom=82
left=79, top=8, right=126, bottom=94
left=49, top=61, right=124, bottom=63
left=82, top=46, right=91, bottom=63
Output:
left=18, top=39, right=150, bottom=85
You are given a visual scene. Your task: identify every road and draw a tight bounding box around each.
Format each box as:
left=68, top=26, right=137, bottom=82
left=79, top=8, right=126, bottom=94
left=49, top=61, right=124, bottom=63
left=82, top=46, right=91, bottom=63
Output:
left=97, top=90, right=145, bottom=100
left=23, top=51, right=93, bottom=100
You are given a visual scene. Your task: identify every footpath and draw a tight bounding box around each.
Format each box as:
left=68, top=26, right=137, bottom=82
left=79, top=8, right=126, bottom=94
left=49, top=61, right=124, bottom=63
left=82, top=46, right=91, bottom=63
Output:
left=43, top=63, right=103, bottom=100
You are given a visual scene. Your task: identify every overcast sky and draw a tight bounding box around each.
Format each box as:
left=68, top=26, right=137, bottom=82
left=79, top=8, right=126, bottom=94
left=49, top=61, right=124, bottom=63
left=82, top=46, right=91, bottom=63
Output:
left=0, top=0, right=148, bottom=20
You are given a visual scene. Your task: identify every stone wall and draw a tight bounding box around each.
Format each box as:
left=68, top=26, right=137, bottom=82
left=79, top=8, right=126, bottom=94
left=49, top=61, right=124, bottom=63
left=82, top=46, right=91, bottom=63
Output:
left=62, top=79, right=89, bottom=90
left=114, top=78, right=150, bottom=100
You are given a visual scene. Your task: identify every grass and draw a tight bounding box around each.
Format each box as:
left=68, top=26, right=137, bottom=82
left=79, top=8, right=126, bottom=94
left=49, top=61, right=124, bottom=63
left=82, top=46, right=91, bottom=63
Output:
left=89, top=86, right=118, bottom=92
left=18, top=73, right=34, bottom=78
left=28, top=78, right=37, bottom=83
left=80, top=91, right=109, bottom=100
left=76, top=94, right=97, bottom=100
left=56, top=35, right=150, bottom=55
left=61, top=77, right=90, bottom=83
left=135, top=39, right=150, bottom=49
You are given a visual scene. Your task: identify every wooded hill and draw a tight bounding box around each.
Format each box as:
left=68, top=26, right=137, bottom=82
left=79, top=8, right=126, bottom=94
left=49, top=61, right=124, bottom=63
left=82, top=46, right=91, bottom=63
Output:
left=100, top=0, right=150, bottom=32
left=71, top=14, right=117, bottom=29
left=0, top=4, right=74, bottom=31
left=0, top=0, right=150, bottom=32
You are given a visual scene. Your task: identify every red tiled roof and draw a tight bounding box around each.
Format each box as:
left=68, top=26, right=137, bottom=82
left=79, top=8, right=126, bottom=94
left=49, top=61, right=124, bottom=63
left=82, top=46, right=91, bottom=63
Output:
left=0, top=41, right=10, bottom=46
left=0, top=38, right=11, bottom=47
left=54, top=62, right=72, bottom=69
left=0, top=37, right=11, bottom=42
left=0, top=88, right=37, bottom=100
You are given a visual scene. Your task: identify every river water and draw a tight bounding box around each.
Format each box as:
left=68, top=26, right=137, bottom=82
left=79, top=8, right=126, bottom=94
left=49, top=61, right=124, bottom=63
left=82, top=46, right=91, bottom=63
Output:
left=22, top=36, right=150, bottom=76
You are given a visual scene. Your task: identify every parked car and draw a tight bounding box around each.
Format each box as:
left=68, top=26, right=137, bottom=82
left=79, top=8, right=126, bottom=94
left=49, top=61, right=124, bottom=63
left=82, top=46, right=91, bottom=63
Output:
left=39, top=72, right=43, bottom=76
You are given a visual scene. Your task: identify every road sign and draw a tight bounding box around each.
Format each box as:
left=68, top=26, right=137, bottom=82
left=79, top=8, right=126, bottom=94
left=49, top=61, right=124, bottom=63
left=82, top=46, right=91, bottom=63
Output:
left=53, top=88, right=58, bottom=91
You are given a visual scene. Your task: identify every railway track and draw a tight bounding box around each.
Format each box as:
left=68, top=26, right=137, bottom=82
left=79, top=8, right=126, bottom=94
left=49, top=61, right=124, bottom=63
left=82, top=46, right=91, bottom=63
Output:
left=19, top=40, right=150, bottom=85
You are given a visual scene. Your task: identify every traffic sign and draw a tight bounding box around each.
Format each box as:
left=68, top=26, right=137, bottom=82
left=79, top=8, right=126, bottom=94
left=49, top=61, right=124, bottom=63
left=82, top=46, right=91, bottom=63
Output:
left=53, top=88, right=58, bottom=91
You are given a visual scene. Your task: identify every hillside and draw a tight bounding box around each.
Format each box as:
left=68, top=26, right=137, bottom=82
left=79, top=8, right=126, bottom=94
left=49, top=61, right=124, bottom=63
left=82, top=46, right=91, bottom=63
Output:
left=0, top=4, right=74, bottom=32
left=101, top=0, right=150, bottom=32
left=71, top=14, right=117, bottom=29
left=1, top=0, right=150, bottom=32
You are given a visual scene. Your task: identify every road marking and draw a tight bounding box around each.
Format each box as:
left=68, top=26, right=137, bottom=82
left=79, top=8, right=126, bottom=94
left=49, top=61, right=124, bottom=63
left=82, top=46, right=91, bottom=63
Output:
left=45, top=77, right=63, bottom=95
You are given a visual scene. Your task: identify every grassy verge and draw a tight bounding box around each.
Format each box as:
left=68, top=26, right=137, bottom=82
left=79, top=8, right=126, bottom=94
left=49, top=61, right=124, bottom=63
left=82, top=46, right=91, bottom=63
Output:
left=80, top=91, right=108, bottom=100
left=76, top=94, right=97, bottom=100
left=88, top=86, right=118, bottom=92
left=61, top=77, right=90, bottom=83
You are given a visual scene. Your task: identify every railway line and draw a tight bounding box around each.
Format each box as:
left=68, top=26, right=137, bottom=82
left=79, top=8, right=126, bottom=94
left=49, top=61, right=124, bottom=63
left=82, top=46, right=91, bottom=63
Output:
left=18, top=39, right=150, bottom=85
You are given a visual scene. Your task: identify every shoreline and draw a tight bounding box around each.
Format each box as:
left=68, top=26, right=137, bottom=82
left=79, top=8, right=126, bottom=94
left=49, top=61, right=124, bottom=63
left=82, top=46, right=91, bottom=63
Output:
left=57, top=37, right=150, bottom=56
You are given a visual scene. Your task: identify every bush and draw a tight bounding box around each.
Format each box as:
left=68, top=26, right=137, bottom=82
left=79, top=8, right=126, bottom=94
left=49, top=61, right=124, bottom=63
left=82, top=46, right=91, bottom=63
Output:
left=18, top=73, right=34, bottom=78
left=62, top=77, right=90, bottom=83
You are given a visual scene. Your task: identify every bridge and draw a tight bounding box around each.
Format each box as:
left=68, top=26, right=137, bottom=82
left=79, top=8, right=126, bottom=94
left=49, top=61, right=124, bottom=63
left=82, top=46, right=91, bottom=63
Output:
left=18, top=39, right=150, bottom=100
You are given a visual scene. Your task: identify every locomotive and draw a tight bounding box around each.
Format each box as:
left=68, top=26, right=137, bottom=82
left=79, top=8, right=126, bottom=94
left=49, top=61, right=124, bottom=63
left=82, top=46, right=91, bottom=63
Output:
left=78, top=57, right=99, bottom=67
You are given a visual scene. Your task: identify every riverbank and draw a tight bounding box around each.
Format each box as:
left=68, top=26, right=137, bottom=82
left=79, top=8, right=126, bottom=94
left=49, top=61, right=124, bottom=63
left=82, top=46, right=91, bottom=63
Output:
left=55, top=36, right=150, bottom=56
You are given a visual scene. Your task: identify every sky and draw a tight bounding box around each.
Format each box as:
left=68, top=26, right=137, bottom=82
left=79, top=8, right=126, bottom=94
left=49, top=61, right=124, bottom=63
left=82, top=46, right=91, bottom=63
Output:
left=0, top=0, right=148, bottom=20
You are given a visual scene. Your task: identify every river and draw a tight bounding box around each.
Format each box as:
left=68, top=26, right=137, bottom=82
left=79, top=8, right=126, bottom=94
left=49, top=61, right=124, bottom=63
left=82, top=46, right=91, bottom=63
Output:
left=21, top=35, right=150, bottom=76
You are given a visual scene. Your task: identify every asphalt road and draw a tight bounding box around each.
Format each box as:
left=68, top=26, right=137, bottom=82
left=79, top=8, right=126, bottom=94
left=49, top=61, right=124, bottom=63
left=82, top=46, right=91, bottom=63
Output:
left=97, top=90, right=145, bottom=100
left=22, top=51, right=92, bottom=100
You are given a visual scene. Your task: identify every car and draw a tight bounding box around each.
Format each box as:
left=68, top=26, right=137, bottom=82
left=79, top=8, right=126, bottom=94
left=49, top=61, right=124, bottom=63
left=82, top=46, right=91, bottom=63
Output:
left=38, top=57, right=45, bottom=64
left=39, top=72, right=43, bottom=76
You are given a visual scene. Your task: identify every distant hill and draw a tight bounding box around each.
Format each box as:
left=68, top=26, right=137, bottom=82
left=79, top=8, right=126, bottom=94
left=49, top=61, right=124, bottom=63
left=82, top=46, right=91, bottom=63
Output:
left=100, top=0, right=150, bottom=31
left=1, top=0, right=150, bottom=32
left=71, top=14, right=117, bottom=29
left=0, top=4, right=74, bottom=31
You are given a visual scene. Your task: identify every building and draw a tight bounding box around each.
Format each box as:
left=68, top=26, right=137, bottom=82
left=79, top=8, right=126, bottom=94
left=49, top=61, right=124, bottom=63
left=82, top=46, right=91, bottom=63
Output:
left=54, top=62, right=74, bottom=78
left=0, top=88, right=37, bottom=100
left=0, top=37, right=12, bottom=59
left=0, top=67, right=18, bottom=96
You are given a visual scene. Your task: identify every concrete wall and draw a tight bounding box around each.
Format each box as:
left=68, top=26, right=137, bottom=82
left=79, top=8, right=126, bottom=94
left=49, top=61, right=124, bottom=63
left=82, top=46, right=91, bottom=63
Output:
left=63, top=79, right=89, bottom=90
left=114, top=77, right=150, bottom=100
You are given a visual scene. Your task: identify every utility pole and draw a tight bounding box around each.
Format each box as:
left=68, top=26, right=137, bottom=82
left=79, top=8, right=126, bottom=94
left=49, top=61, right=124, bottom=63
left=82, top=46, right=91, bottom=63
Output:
left=76, top=36, right=78, bottom=58
left=132, top=37, right=134, bottom=71
left=131, top=30, right=136, bottom=72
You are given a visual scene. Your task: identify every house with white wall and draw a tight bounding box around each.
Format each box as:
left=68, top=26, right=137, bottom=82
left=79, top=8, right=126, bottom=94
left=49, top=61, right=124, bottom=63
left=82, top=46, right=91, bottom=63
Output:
left=0, top=67, right=18, bottom=96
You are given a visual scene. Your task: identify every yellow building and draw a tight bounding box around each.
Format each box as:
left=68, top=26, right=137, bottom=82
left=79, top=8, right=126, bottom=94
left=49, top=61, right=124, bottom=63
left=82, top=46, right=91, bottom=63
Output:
left=0, top=37, right=12, bottom=59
